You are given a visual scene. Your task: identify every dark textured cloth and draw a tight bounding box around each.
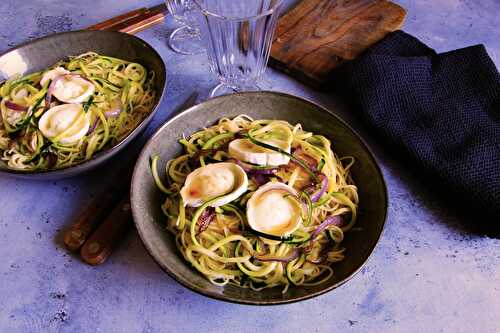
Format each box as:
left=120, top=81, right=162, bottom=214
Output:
left=343, top=31, right=500, bottom=233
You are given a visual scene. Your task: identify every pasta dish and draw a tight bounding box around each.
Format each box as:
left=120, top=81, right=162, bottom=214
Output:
left=151, top=115, right=359, bottom=292
left=0, top=52, right=156, bottom=171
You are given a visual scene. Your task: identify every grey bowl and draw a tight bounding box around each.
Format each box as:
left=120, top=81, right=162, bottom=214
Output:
left=0, top=30, right=166, bottom=179
left=131, top=92, right=387, bottom=305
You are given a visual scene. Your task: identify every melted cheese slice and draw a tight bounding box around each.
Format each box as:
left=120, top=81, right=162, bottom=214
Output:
left=228, top=138, right=291, bottom=166
left=180, top=162, right=248, bottom=207
left=51, top=75, right=95, bottom=104
left=38, top=104, right=90, bottom=145
left=40, top=67, right=70, bottom=87
left=247, top=182, right=302, bottom=237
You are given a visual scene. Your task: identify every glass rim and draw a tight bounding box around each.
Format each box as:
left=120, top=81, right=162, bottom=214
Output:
left=193, top=0, right=284, bottom=21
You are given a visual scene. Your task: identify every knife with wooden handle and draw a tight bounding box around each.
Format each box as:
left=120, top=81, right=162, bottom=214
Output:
left=63, top=187, right=126, bottom=251
left=80, top=197, right=133, bottom=265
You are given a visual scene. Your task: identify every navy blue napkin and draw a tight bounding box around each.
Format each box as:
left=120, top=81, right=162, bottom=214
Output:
left=339, top=31, right=500, bottom=235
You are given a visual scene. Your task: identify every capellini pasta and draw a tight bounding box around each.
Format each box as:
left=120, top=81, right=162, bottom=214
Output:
left=151, top=115, right=359, bottom=292
left=0, top=52, right=156, bottom=171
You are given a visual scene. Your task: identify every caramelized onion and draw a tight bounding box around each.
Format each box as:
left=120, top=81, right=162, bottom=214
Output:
left=4, top=100, right=28, bottom=112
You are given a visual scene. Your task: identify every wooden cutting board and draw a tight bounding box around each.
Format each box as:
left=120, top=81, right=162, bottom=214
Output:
left=270, top=0, right=406, bottom=88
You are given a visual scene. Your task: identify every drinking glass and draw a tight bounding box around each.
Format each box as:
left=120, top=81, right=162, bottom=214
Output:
left=165, top=0, right=204, bottom=55
left=194, top=0, right=283, bottom=97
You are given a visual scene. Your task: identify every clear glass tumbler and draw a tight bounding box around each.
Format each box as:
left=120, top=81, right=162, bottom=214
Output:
left=165, top=0, right=204, bottom=55
left=194, top=0, right=283, bottom=97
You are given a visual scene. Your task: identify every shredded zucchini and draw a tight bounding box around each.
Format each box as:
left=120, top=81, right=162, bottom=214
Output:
left=151, top=116, right=359, bottom=293
left=0, top=52, right=156, bottom=171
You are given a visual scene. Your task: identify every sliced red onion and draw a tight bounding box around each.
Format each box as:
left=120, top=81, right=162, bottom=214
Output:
left=292, top=148, right=318, bottom=170
left=310, top=215, right=343, bottom=241
left=87, top=119, right=100, bottom=135
left=303, top=215, right=343, bottom=253
left=104, top=99, right=123, bottom=118
left=45, top=76, right=61, bottom=111
left=252, top=167, right=277, bottom=175
left=45, top=152, right=58, bottom=169
left=227, top=158, right=252, bottom=172
left=45, top=90, right=53, bottom=110
left=305, top=257, right=324, bottom=264
left=196, top=207, right=216, bottom=236
left=254, top=248, right=300, bottom=263
left=252, top=174, right=267, bottom=186
left=309, top=173, right=329, bottom=202
left=104, top=109, right=122, bottom=118
left=4, top=100, right=29, bottom=112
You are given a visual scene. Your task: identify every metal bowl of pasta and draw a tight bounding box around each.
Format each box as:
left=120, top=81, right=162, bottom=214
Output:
left=130, top=91, right=388, bottom=305
left=0, top=30, right=166, bottom=179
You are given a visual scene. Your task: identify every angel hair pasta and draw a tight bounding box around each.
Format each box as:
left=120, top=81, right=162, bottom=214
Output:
left=151, top=115, right=359, bottom=292
left=0, top=52, right=156, bottom=171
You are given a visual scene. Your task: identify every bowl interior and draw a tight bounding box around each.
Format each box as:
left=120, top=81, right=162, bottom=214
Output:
left=0, top=30, right=166, bottom=179
left=131, top=92, right=387, bottom=304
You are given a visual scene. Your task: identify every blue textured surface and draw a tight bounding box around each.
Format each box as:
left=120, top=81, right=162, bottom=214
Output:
left=0, top=1, right=499, bottom=332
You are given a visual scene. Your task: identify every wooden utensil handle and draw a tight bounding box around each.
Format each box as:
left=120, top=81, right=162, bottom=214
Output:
left=63, top=190, right=123, bottom=251
left=87, top=8, right=147, bottom=31
left=63, top=174, right=129, bottom=251
left=80, top=196, right=133, bottom=265
left=86, top=3, right=167, bottom=34
left=119, top=12, right=166, bottom=34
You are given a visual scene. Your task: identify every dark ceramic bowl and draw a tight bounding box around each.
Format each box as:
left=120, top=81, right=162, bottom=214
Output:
left=0, top=30, right=166, bottom=179
left=131, top=92, right=387, bottom=305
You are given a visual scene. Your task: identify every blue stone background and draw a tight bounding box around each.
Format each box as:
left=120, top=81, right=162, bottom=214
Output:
left=0, top=1, right=499, bottom=332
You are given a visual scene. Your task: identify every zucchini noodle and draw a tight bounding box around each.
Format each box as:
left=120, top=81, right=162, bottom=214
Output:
left=153, top=115, right=359, bottom=292
left=0, top=52, right=156, bottom=171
